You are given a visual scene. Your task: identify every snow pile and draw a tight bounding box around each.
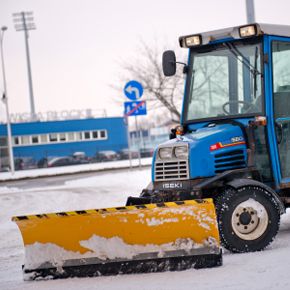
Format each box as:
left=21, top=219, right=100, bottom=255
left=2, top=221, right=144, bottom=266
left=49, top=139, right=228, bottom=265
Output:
left=0, top=158, right=152, bottom=181
left=80, top=235, right=206, bottom=260
left=25, top=242, right=85, bottom=270
left=24, top=235, right=212, bottom=270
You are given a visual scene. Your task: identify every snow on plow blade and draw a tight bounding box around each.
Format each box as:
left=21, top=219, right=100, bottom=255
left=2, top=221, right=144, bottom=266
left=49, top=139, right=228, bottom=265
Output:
left=12, top=199, right=222, bottom=280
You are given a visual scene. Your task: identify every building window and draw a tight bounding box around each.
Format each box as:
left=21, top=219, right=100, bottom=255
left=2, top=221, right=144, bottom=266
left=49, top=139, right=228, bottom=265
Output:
left=40, top=135, right=48, bottom=143
left=84, top=131, right=91, bottom=139
left=67, top=132, right=75, bottom=141
left=92, top=131, right=98, bottom=139
left=32, top=136, right=39, bottom=144
left=100, top=130, right=107, bottom=139
left=13, top=137, right=19, bottom=145
left=0, top=137, right=7, bottom=147
left=75, top=132, right=82, bottom=141
left=21, top=136, right=30, bottom=145
left=49, top=133, right=58, bottom=142
left=4, top=128, right=109, bottom=147
left=59, top=133, right=66, bottom=142
left=0, top=148, right=9, bottom=166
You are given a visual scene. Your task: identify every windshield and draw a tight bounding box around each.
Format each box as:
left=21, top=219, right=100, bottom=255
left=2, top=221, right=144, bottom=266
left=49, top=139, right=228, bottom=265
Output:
left=184, top=40, right=263, bottom=122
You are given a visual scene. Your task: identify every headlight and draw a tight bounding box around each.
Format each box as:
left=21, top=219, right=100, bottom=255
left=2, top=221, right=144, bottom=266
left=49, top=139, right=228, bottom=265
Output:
left=159, top=147, right=172, bottom=159
left=174, top=146, right=188, bottom=159
left=185, top=35, right=202, bottom=46
left=179, top=34, right=202, bottom=48
left=239, top=24, right=257, bottom=38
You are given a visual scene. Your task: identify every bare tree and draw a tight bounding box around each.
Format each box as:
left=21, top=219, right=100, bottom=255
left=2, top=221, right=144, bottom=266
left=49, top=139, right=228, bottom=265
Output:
left=114, top=41, right=186, bottom=123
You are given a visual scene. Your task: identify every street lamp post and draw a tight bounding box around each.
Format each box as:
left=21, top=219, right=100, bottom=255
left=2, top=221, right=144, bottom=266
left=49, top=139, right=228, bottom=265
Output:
left=0, top=26, right=15, bottom=174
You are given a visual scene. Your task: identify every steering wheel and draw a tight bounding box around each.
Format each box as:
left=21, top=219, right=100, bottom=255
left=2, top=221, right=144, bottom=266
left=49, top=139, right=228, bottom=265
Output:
left=222, top=100, right=257, bottom=115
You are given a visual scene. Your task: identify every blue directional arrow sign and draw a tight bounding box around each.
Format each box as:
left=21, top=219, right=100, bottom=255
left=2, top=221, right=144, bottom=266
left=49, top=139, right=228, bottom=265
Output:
left=124, top=101, right=147, bottom=117
left=124, top=80, right=143, bottom=101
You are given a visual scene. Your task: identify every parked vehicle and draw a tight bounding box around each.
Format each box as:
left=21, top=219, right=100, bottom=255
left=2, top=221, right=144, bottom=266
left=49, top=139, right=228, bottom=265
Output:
left=38, top=153, right=90, bottom=168
left=0, top=166, right=10, bottom=172
left=37, top=156, right=56, bottom=168
left=47, top=156, right=77, bottom=167
left=72, top=151, right=90, bottom=164
left=14, top=157, right=37, bottom=170
left=95, top=150, right=118, bottom=162
left=118, top=149, right=139, bottom=160
left=140, top=148, right=154, bottom=158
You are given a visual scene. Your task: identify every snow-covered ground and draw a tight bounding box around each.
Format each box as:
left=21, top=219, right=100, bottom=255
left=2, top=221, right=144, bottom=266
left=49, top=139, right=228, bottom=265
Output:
left=0, top=167, right=290, bottom=290
left=0, top=157, right=152, bottom=181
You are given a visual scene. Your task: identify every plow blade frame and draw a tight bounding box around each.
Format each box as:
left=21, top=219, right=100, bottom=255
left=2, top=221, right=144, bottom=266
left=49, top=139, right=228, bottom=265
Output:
left=23, top=251, right=222, bottom=279
left=13, top=199, right=222, bottom=280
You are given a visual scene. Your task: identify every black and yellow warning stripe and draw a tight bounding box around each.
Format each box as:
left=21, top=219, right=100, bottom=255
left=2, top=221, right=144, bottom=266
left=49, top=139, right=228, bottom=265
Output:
left=12, top=198, right=213, bottom=221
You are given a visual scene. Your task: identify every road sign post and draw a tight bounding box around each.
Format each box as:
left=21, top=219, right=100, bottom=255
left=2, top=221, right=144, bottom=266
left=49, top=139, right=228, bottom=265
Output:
left=134, top=116, right=141, bottom=168
left=124, top=116, right=132, bottom=168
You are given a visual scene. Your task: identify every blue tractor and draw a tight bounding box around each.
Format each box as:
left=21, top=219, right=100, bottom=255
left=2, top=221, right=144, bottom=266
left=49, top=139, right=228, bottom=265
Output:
left=127, top=23, right=290, bottom=253
left=14, top=24, right=290, bottom=280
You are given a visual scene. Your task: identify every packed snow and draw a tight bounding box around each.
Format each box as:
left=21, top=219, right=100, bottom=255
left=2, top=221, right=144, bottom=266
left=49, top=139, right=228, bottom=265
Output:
left=0, top=157, right=152, bottom=182
left=80, top=236, right=204, bottom=260
left=25, top=242, right=85, bottom=271
left=0, top=167, right=290, bottom=290
left=24, top=236, right=207, bottom=275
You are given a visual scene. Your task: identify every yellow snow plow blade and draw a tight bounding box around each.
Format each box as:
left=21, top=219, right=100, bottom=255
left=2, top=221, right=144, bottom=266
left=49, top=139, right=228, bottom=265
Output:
left=12, top=199, right=222, bottom=280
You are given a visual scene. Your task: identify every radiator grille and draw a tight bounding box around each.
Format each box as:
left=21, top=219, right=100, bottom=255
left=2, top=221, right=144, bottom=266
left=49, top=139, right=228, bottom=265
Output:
left=214, top=149, right=246, bottom=173
left=155, top=160, right=189, bottom=181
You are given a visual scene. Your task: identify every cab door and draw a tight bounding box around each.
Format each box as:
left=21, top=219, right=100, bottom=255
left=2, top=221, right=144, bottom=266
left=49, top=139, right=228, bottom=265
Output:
left=269, top=37, right=290, bottom=185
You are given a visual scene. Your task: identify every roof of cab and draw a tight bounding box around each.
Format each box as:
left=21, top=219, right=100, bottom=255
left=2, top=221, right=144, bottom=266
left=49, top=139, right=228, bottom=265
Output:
left=179, top=23, right=290, bottom=47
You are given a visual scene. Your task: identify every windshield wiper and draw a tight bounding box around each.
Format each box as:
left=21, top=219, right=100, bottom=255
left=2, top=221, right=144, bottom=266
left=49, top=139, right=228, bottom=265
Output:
left=224, top=42, right=262, bottom=76
left=253, top=46, right=259, bottom=99
left=224, top=42, right=262, bottom=99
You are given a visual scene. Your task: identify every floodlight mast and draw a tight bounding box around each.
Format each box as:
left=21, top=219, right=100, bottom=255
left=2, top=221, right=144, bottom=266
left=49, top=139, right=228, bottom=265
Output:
left=13, top=11, right=36, bottom=120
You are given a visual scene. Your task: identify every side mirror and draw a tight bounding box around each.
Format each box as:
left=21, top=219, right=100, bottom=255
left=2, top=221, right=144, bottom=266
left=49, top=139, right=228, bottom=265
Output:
left=162, top=50, right=176, bottom=76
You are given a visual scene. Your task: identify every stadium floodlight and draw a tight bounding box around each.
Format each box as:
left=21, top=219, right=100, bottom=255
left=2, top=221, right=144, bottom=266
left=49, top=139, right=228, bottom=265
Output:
left=12, top=11, right=36, bottom=119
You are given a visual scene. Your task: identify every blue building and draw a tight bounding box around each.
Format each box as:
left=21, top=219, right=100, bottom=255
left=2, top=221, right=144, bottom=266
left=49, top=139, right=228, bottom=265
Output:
left=0, top=117, right=128, bottom=168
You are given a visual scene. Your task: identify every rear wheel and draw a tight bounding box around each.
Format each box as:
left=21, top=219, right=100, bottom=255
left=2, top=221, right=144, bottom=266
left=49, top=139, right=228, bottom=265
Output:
left=215, top=186, right=280, bottom=253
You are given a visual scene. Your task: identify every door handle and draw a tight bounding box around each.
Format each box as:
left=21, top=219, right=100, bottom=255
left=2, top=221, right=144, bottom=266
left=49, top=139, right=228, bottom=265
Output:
left=275, top=121, right=283, bottom=144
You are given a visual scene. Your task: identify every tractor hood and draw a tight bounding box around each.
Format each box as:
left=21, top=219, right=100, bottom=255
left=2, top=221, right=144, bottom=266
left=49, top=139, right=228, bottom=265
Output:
left=153, top=123, right=248, bottom=181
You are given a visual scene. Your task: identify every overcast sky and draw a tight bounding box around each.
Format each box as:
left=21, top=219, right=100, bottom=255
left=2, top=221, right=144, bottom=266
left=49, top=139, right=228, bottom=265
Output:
left=1, top=0, right=290, bottom=119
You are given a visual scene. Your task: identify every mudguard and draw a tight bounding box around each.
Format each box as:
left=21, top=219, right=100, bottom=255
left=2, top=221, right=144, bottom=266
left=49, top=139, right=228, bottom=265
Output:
left=227, top=179, right=285, bottom=214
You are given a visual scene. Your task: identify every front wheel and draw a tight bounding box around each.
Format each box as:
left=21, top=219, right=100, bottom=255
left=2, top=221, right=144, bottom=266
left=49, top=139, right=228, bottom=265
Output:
left=215, top=186, right=280, bottom=253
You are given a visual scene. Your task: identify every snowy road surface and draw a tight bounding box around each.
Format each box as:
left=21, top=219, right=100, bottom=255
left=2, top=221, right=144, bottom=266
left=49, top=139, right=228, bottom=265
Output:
left=0, top=158, right=152, bottom=182
left=0, top=167, right=290, bottom=290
